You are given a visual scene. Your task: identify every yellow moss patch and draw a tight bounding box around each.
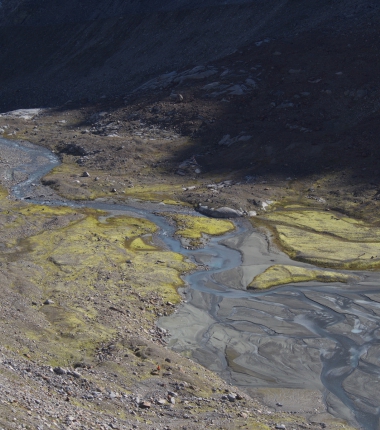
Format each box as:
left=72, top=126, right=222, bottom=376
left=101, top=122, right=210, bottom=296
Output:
left=275, top=225, right=380, bottom=269
left=124, top=184, right=186, bottom=205
left=170, top=214, right=235, bottom=239
left=264, top=209, right=380, bottom=242
left=249, top=265, right=355, bottom=290
left=0, top=205, right=194, bottom=365
left=17, top=204, right=77, bottom=217
left=127, top=237, right=157, bottom=251
left=258, top=208, right=380, bottom=270
left=0, top=185, right=8, bottom=199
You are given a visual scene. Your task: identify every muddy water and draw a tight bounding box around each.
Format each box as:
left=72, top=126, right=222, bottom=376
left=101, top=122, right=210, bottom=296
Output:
left=2, top=137, right=380, bottom=429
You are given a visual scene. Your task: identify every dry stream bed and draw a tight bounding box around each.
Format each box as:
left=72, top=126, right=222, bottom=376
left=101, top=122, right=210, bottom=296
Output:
left=1, top=136, right=380, bottom=430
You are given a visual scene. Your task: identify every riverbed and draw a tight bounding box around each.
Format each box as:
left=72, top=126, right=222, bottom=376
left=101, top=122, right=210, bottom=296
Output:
left=2, top=136, right=380, bottom=430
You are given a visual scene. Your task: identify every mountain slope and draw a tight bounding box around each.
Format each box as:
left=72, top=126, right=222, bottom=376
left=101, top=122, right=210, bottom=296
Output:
left=0, top=0, right=379, bottom=110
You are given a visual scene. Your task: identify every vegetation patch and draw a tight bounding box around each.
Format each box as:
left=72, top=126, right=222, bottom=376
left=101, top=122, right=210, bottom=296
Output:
left=257, top=207, right=380, bottom=269
left=124, top=183, right=188, bottom=205
left=169, top=214, right=235, bottom=239
left=263, top=209, right=380, bottom=242
left=0, top=185, right=8, bottom=199
left=248, top=265, right=356, bottom=290
left=0, top=204, right=194, bottom=366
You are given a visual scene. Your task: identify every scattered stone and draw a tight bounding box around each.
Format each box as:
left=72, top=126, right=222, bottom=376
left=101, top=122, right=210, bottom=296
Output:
left=139, top=401, right=151, bottom=409
left=60, top=143, right=88, bottom=156
left=82, top=171, right=90, bottom=177
left=218, top=134, right=251, bottom=146
left=175, top=68, right=217, bottom=82
left=218, top=134, right=234, bottom=146
left=43, top=299, right=54, bottom=305
left=228, top=84, right=245, bottom=95
left=227, top=393, right=237, bottom=402
left=202, top=82, right=220, bottom=90
left=275, top=425, right=286, bottom=429
left=197, top=204, right=244, bottom=218
left=53, top=367, right=67, bottom=375
left=245, top=78, right=257, bottom=88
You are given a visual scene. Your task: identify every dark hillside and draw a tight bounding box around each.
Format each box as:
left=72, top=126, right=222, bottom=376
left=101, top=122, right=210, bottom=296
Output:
left=0, top=0, right=379, bottom=110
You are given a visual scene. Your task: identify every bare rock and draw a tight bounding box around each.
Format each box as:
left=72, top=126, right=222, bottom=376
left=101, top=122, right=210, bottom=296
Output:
left=196, top=204, right=244, bottom=218
left=139, top=401, right=151, bottom=409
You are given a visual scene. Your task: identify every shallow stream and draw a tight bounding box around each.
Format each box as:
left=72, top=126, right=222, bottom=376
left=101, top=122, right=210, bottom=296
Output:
left=2, top=137, right=380, bottom=430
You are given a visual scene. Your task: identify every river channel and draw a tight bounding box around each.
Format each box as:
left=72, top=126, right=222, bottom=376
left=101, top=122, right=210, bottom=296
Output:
left=1, top=136, right=380, bottom=430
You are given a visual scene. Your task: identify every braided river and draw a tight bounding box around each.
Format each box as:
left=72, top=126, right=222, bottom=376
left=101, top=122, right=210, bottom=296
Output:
left=2, top=136, right=380, bottom=429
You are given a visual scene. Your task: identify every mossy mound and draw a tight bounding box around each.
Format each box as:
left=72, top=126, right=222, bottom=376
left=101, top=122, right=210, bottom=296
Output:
left=170, top=214, right=235, bottom=239
left=249, top=265, right=355, bottom=290
left=0, top=185, right=8, bottom=199
left=0, top=203, right=194, bottom=366
left=258, top=208, right=380, bottom=269
left=124, top=183, right=188, bottom=205
left=264, top=209, right=380, bottom=242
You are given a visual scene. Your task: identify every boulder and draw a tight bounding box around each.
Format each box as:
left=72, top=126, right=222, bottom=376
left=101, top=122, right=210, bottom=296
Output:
left=196, top=204, right=244, bottom=218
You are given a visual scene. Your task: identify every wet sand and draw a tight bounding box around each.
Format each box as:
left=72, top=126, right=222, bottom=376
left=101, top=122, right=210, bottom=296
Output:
left=160, top=224, right=380, bottom=430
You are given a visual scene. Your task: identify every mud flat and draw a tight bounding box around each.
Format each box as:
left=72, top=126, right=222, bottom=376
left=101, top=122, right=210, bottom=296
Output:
left=160, top=221, right=380, bottom=430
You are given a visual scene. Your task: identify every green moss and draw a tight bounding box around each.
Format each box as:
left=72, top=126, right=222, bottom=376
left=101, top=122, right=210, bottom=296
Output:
left=256, top=207, right=380, bottom=270
left=127, top=237, right=157, bottom=251
left=169, top=214, right=235, bottom=239
left=124, top=183, right=187, bottom=205
left=0, top=185, right=8, bottom=199
left=0, top=204, right=194, bottom=365
left=276, top=225, right=380, bottom=269
left=249, top=265, right=356, bottom=290
left=263, top=209, right=380, bottom=242
left=17, top=204, right=77, bottom=217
